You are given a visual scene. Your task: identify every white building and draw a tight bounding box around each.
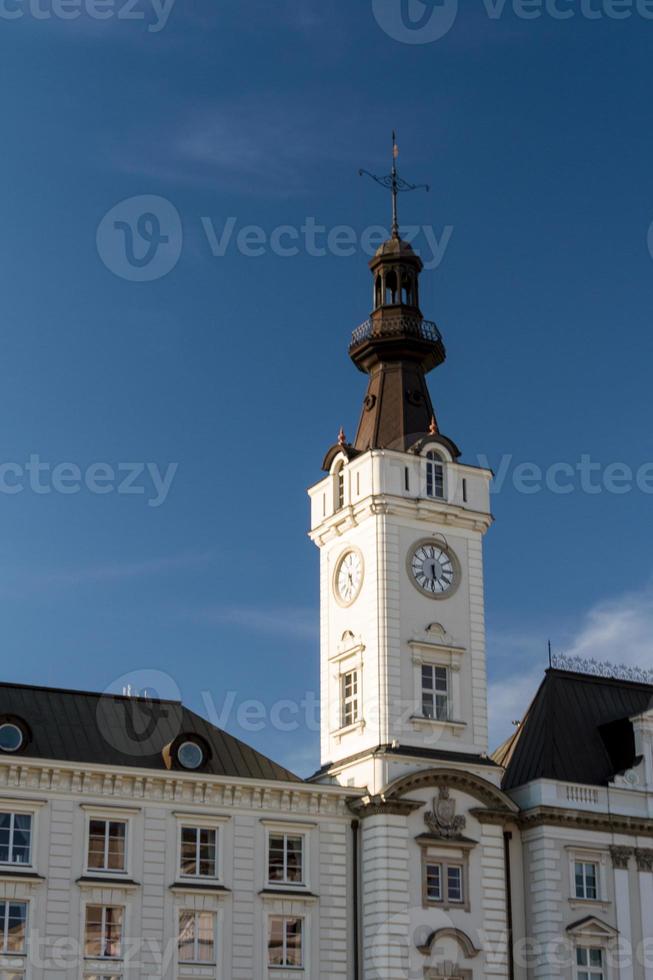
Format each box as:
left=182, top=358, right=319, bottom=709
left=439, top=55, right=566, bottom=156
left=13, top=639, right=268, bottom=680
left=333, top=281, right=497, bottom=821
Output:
left=0, top=198, right=651, bottom=980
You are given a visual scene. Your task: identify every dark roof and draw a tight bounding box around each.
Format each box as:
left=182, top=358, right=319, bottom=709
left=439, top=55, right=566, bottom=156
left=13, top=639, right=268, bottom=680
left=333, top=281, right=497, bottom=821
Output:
left=495, top=669, right=653, bottom=790
left=0, top=680, right=300, bottom=783
left=309, top=743, right=498, bottom=782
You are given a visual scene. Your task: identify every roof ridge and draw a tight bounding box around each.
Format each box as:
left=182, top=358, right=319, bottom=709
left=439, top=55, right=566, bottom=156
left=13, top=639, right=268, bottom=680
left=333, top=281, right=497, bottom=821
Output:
left=0, top=677, right=181, bottom=705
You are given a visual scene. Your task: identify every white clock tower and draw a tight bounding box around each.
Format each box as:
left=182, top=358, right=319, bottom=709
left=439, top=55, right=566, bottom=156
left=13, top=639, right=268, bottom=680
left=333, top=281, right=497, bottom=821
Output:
left=308, top=224, right=494, bottom=795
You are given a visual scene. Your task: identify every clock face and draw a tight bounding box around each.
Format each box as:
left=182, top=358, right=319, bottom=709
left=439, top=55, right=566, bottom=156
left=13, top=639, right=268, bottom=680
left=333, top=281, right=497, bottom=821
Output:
left=335, top=550, right=364, bottom=606
left=410, top=542, right=457, bottom=597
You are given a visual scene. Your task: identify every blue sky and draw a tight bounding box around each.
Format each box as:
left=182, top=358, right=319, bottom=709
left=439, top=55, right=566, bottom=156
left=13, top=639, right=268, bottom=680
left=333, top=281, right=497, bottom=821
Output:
left=1, top=0, right=652, bottom=774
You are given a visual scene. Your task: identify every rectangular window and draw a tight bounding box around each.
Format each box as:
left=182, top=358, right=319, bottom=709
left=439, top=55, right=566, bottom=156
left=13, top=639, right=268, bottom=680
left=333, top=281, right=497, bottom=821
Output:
left=462, top=478, right=468, bottom=503
left=268, top=916, right=303, bottom=969
left=87, top=820, right=127, bottom=874
left=0, top=814, right=32, bottom=866
left=575, top=862, right=598, bottom=900
left=576, top=947, right=604, bottom=980
left=180, top=826, right=217, bottom=878
left=268, top=833, right=304, bottom=885
left=422, top=666, right=450, bottom=721
left=341, top=670, right=360, bottom=728
left=405, top=467, right=410, bottom=492
left=0, top=902, right=27, bottom=954
left=425, top=863, right=465, bottom=906
left=178, top=910, right=215, bottom=964
left=84, top=906, right=123, bottom=959
left=426, top=454, right=445, bottom=499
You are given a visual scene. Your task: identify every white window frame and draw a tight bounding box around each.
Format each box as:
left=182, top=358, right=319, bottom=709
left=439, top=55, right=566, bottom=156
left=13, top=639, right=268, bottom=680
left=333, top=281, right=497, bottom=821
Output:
left=576, top=945, right=606, bottom=980
left=0, top=813, right=33, bottom=869
left=267, top=914, right=304, bottom=970
left=425, top=450, right=446, bottom=500
left=177, top=909, right=217, bottom=965
left=575, top=861, right=599, bottom=901
left=262, top=821, right=315, bottom=892
left=85, top=818, right=128, bottom=876
left=83, top=904, right=124, bottom=961
left=178, top=825, right=219, bottom=880
left=266, top=831, right=306, bottom=888
left=340, top=670, right=360, bottom=729
left=421, top=664, right=450, bottom=721
left=567, top=848, right=609, bottom=909
left=0, top=899, right=28, bottom=955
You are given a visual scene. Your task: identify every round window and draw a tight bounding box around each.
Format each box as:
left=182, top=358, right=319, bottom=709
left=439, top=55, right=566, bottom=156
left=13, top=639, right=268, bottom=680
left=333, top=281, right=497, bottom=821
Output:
left=177, top=740, right=204, bottom=770
left=0, top=723, right=24, bottom=753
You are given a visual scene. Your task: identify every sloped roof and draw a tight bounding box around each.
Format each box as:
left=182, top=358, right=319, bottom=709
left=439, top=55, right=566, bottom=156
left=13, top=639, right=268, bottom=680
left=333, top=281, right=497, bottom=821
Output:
left=495, top=668, right=653, bottom=790
left=0, top=680, right=300, bottom=783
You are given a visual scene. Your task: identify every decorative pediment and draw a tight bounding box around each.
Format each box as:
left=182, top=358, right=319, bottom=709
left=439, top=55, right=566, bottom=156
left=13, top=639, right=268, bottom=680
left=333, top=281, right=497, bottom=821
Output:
left=566, top=916, right=619, bottom=942
left=383, top=768, right=519, bottom=814
left=424, top=787, right=466, bottom=839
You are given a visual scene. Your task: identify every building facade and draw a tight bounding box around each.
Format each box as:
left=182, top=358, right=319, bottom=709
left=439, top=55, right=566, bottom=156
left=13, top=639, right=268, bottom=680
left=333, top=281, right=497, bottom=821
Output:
left=0, top=201, right=651, bottom=980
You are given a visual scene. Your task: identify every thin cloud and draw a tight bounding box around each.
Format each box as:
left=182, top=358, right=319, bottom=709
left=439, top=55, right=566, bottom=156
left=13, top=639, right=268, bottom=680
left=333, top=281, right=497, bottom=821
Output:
left=488, top=583, right=653, bottom=751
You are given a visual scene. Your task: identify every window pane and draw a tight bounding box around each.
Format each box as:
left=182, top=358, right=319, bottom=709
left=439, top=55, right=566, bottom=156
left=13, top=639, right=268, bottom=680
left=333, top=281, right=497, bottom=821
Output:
left=180, top=827, right=198, bottom=876
left=198, top=828, right=216, bottom=877
left=178, top=910, right=195, bottom=962
left=447, top=866, right=463, bottom=903
left=88, top=822, right=107, bottom=870
left=426, top=864, right=441, bottom=901
left=6, top=904, right=26, bottom=953
left=285, top=918, right=303, bottom=968
left=84, top=906, right=103, bottom=958
left=589, top=949, right=603, bottom=967
left=268, top=837, right=286, bottom=881
left=286, top=837, right=303, bottom=883
left=577, top=948, right=588, bottom=965
left=268, top=917, right=284, bottom=966
left=107, top=824, right=126, bottom=871
left=196, top=912, right=214, bottom=962
left=104, top=907, right=122, bottom=958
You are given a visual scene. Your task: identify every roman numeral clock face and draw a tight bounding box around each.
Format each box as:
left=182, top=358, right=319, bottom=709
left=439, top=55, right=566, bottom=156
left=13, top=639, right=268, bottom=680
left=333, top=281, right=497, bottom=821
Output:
left=410, top=542, right=459, bottom=598
left=334, top=549, right=364, bottom=607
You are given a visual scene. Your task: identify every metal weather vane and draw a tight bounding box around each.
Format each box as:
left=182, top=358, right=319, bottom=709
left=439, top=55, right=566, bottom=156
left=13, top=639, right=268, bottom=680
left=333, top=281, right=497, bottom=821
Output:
left=359, top=132, right=430, bottom=239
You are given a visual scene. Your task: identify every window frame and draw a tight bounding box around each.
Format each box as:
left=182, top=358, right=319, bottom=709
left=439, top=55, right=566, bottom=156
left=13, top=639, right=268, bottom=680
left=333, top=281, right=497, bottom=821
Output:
left=83, top=904, right=124, bottom=961
left=576, top=945, right=606, bottom=980
left=267, top=914, right=304, bottom=970
left=177, top=908, right=217, bottom=965
left=178, top=824, right=219, bottom=881
left=421, top=664, right=450, bottom=722
left=340, top=669, right=360, bottom=729
left=575, top=861, right=599, bottom=901
left=266, top=831, right=306, bottom=889
left=421, top=847, right=472, bottom=912
left=0, top=813, right=33, bottom=869
left=85, top=818, right=129, bottom=877
left=0, top=899, right=28, bottom=955
left=425, top=450, right=446, bottom=501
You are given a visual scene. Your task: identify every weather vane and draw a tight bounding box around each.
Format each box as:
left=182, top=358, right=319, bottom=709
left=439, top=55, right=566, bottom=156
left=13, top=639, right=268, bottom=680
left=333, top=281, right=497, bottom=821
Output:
left=359, top=132, right=430, bottom=239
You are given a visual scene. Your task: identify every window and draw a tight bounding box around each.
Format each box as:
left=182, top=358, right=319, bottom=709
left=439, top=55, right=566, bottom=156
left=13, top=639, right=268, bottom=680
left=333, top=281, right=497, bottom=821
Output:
left=0, top=814, right=32, bottom=866
left=425, top=862, right=464, bottom=906
left=268, top=916, right=303, bottom=969
left=336, top=466, right=345, bottom=510
left=84, top=906, right=123, bottom=959
left=180, top=826, right=217, bottom=878
left=426, top=451, right=445, bottom=500
left=0, top=902, right=27, bottom=954
left=576, top=947, right=604, bottom=980
left=177, top=741, right=205, bottom=770
left=341, top=671, right=360, bottom=728
left=268, top=833, right=304, bottom=885
left=575, top=862, right=599, bottom=900
left=0, top=725, right=24, bottom=754
left=422, top=666, right=450, bottom=721
left=178, top=910, right=215, bottom=964
left=87, top=820, right=127, bottom=873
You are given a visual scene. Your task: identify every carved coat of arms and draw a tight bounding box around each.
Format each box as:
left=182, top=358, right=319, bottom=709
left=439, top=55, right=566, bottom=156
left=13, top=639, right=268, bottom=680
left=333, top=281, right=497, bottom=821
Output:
left=424, top=786, right=466, bottom=839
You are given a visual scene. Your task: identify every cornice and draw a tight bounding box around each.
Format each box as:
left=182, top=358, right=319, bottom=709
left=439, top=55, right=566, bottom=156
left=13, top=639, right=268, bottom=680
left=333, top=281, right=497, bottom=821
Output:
left=0, top=760, right=355, bottom=819
left=519, top=805, right=653, bottom=837
left=347, top=795, right=424, bottom=819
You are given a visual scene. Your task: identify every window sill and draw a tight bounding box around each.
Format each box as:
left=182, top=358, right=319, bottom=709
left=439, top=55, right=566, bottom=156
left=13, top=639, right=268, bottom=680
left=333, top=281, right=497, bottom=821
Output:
left=569, top=897, right=611, bottom=912
left=332, top=720, right=365, bottom=742
left=423, top=898, right=470, bottom=913
left=0, top=868, right=43, bottom=882
left=410, top=715, right=466, bottom=736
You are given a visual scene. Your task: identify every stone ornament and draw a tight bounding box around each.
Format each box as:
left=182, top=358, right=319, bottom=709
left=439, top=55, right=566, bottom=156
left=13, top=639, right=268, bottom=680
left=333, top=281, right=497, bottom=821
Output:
left=425, top=786, right=466, bottom=839
left=635, top=849, right=653, bottom=872
left=609, top=845, right=634, bottom=870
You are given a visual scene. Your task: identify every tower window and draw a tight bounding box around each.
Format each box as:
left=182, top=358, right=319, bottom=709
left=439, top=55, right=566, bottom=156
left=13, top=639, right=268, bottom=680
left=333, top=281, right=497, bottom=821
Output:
left=423, top=858, right=466, bottom=908
left=335, top=464, right=345, bottom=511
left=576, top=947, right=604, bottom=980
left=426, top=451, right=445, bottom=500
left=341, top=670, right=360, bottom=728
left=422, top=666, right=449, bottom=721
left=385, top=270, right=398, bottom=305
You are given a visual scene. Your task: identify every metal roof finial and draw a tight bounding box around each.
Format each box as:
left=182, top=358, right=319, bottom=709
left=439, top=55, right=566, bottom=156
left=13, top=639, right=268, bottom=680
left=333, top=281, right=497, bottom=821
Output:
left=338, top=426, right=347, bottom=447
left=359, top=132, right=430, bottom=240
left=429, top=416, right=439, bottom=435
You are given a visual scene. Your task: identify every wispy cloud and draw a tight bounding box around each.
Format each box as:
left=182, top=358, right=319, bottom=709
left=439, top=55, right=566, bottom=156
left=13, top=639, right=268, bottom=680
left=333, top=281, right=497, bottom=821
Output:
left=488, top=582, right=653, bottom=751
left=185, top=602, right=318, bottom=641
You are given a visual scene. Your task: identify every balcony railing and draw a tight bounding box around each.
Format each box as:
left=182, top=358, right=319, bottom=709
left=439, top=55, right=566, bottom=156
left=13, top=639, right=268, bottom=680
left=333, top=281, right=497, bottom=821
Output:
left=350, top=314, right=443, bottom=350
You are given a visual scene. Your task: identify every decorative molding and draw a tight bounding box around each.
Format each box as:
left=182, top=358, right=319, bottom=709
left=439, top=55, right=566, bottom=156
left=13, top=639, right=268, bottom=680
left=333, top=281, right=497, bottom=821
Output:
left=610, top=845, right=634, bottom=870
left=417, top=928, right=480, bottom=959
left=347, top=795, right=423, bottom=819
left=551, top=653, right=653, bottom=685
left=520, top=805, right=653, bottom=837
left=424, top=787, right=466, bottom=840
left=425, top=970, right=471, bottom=980
left=635, top=848, right=653, bottom=872
left=384, top=768, right=519, bottom=814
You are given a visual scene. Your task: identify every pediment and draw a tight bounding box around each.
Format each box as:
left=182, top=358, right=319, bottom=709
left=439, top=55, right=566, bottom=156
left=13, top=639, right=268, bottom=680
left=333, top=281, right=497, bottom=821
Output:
left=566, top=916, right=619, bottom=941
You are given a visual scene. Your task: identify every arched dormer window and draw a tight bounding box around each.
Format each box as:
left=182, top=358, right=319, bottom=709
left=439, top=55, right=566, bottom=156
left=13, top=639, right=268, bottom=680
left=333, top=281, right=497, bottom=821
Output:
left=426, top=450, right=445, bottom=500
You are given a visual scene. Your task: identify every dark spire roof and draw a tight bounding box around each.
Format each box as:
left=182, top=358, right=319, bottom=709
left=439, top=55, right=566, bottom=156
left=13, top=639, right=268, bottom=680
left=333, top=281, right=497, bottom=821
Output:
left=0, top=679, right=300, bottom=783
left=495, top=668, right=653, bottom=790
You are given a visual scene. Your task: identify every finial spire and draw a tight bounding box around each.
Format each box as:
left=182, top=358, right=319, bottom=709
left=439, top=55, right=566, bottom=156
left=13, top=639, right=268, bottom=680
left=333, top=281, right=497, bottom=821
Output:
left=338, top=426, right=347, bottom=447
left=359, top=132, right=430, bottom=240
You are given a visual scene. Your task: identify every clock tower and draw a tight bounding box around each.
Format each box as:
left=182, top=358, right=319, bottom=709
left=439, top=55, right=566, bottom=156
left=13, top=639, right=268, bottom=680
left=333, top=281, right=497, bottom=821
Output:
left=308, top=164, right=494, bottom=796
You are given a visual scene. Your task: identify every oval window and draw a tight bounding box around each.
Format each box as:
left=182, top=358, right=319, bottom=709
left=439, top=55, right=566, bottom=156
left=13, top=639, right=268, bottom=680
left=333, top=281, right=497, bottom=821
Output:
left=177, top=740, right=204, bottom=770
left=0, top=723, right=24, bottom=753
